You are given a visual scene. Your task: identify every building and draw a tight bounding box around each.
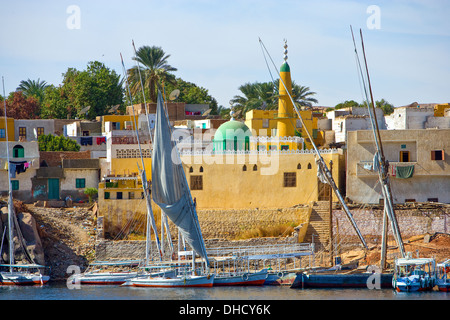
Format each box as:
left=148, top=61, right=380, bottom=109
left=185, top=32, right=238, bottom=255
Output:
left=0, top=141, right=40, bottom=202
left=385, top=102, right=450, bottom=130
left=326, top=107, right=386, bottom=144
left=346, top=129, right=450, bottom=204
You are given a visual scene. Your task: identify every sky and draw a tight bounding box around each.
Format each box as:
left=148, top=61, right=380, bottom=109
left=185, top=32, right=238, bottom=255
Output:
left=0, top=0, right=449, bottom=109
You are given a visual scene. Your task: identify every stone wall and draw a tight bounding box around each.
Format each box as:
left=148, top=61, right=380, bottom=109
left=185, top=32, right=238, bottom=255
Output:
left=333, top=205, right=449, bottom=240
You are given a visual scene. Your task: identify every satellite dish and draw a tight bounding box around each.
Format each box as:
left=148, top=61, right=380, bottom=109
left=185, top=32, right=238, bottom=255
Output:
left=169, top=89, right=180, bottom=101
left=79, top=106, right=91, bottom=115
left=109, top=105, right=120, bottom=113
left=202, top=109, right=212, bottom=117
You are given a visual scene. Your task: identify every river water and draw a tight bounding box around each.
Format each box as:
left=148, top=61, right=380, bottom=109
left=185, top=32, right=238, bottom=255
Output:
left=1, top=283, right=447, bottom=318
left=1, top=281, right=448, bottom=300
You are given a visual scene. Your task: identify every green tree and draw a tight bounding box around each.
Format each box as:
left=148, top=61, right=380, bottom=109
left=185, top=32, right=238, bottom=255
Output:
left=84, top=187, right=98, bottom=204
left=361, top=99, right=395, bottom=115
left=16, top=78, right=49, bottom=105
left=230, top=80, right=318, bottom=118
left=38, top=134, right=80, bottom=151
left=334, top=100, right=362, bottom=110
left=127, top=45, right=177, bottom=103
left=40, top=85, right=73, bottom=119
left=163, top=77, right=219, bottom=113
left=62, top=61, right=124, bottom=119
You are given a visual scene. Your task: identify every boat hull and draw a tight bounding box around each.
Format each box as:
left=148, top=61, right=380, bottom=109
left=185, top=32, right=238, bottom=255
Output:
left=214, top=271, right=267, bottom=286
left=71, top=272, right=139, bottom=285
left=129, top=275, right=214, bottom=288
left=291, top=272, right=393, bottom=289
left=393, top=275, right=435, bottom=292
left=264, top=272, right=297, bottom=286
left=0, top=272, right=50, bottom=286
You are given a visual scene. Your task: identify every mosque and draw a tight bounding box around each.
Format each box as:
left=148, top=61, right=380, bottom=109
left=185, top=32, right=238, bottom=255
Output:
left=182, top=44, right=344, bottom=209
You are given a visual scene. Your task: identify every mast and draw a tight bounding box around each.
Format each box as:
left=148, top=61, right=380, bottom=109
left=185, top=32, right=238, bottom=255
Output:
left=120, top=53, right=163, bottom=263
left=259, top=39, right=368, bottom=250
left=2, top=77, right=14, bottom=272
left=350, top=26, right=405, bottom=262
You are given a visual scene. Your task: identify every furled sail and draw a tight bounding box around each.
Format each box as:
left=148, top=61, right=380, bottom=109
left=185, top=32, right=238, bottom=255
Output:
left=151, top=91, right=209, bottom=265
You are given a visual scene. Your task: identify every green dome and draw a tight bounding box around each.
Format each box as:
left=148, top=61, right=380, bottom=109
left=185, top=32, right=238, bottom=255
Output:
left=213, top=120, right=252, bottom=151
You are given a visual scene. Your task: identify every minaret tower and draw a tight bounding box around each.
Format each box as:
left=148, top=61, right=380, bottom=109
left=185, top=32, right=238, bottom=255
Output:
left=276, top=40, right=295, bottom=139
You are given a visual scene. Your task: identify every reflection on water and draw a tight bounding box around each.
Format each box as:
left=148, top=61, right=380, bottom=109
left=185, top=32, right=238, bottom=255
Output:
left=1, top=282, right=449, bottom=300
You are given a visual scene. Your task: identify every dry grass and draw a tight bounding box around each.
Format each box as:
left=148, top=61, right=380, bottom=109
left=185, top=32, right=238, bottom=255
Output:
left=235, top=223, right=297, bottom=240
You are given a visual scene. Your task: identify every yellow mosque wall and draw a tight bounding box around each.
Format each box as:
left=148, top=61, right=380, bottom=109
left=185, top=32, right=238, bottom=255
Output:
left=182, top=151, right=344, bottom=209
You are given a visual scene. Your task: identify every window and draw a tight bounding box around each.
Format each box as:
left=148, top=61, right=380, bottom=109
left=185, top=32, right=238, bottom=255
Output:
left=262, top=119, right=269, bottom=128
left=190, top=176, right=203, bottom=190
left=19, top=127, right=26, bottom=139
left=242, top=165, right=247, bottom=172
left=116, top=192, right=123, bottom=199
left=199, top=166, right=204, bottom=173
left=253, top=165, right=257, bottom=171
left=189, top=167, right=193, bottom=173
left=76, top=178, right=86, bottom=188
left=128, top=192, right=135, bottom=199
left=283, top=172, right=296, bottom=188
left=297, top=163, right=301, bottom=170
left=431, top=150, right=444, bottom=161
left=296, top=120, right=302, bottom=128
left=307, top=163, right=312, bottom=169
left=312, top=129, right=318, bottom=139
left=36, top=127, right=44, bottom=138
left=0, top=129, right=5, bottom=139
left=13, top=145, right=24, bottom=158
left=82, top=130, right=90, bottom=136
left=399, top=151, right=410, bottom=162
left=11, top=180, right=19, bottom=191
left=280, top=145, right=289, bottom=151
left=104, top=192, right=110, bottom=199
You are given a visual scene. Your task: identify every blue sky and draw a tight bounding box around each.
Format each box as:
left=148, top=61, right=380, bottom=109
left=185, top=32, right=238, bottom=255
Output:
left=0, top=0, right=449, bottom=108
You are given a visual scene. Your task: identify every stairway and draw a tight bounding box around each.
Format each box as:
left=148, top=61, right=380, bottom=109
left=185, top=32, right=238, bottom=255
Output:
left=304, top=201, right=331, bottom=252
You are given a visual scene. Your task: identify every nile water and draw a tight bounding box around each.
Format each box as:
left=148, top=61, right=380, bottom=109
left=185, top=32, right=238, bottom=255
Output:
left=1, top=282, right=449, bottom=300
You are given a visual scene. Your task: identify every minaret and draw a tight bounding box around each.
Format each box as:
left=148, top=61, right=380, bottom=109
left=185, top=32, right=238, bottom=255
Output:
left=276, top=40, right=295, bottom=138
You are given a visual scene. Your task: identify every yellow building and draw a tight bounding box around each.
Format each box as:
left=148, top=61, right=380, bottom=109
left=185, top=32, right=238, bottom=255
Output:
left=244, top=48, right=320, bottom=150
left=0, top=118, right=15, bottom=141
left=434, top=103, right=450, bottom=117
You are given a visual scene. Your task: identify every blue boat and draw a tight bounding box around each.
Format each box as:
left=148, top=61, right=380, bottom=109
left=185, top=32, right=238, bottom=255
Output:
left=291, top=271, right=393, bottom=289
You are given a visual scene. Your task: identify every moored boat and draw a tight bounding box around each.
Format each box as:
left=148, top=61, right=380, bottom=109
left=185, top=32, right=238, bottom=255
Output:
left=127, top=274, right=214, bottom=288
left=68, top=260, right=140, bottom=285
left=291, top=271, right=393, bottom=289
left=436, top=259, right=450, bottom=292
left=392, top=257, right=436, bottom=292
left=0, top=264, right=50, bottom=285
left=213, top=269, right=267, bottom=286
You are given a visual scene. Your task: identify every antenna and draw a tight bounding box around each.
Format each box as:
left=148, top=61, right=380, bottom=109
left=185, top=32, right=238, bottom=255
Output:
left=202, top=109, right=212, bottom=117
left=108, top=105, right=120, bottom=114
left=169, top=89, right=180, bottom=101
left=78, top=106, right=91, bottom=117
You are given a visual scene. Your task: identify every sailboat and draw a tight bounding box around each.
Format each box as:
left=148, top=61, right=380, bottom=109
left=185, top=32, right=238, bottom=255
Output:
left=124, top=91, right=214, bottom=288
left=0, top=77, right=49, bottom=285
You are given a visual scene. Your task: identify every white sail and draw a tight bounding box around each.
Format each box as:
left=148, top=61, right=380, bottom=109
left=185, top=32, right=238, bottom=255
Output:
left=151, top=91, right=209, bottom=266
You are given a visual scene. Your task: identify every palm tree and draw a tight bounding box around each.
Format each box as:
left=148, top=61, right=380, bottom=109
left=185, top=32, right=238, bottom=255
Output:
left=127, top=45, right=177, bottom=102
left=291, top=82, right=318, bottom=108
left=17, top=78, right=49, bottom=104
left=230, top=82, right=277, bottom=117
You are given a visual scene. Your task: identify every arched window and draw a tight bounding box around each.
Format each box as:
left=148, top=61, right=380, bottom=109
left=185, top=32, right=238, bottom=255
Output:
left=297, top=163, right=301, bottom=170
left=307, top=163, right=312, bottom=169
left=253, top=164, right=257, bottom=171
left=13, top=145, right=24, bottom=158
left=189, top=167, right=193, bottom=173
left=242, top=165, right=247, bottom=171
left=199, top=166, right=204, bottom=173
